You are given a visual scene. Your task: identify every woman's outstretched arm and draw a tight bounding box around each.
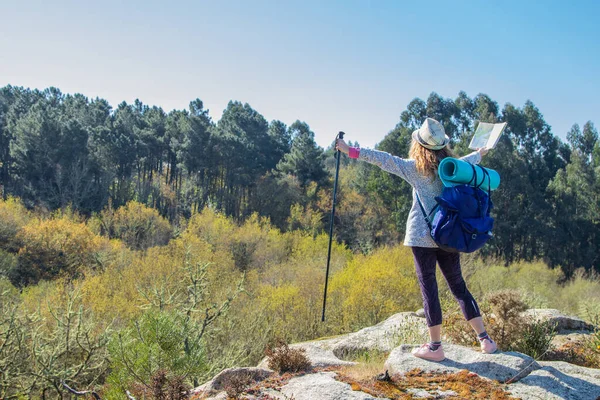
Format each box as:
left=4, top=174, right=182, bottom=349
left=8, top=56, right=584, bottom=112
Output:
left=336, top=139, right=415, bottom=183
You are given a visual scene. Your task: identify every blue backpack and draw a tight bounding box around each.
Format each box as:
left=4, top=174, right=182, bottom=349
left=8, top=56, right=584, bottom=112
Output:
left=416, top=164, right=494, bottom=253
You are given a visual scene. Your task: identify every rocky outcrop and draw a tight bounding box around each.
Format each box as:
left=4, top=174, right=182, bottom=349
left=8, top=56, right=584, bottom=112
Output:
left=385, top=344, right=540, bottom=383
left=289, top=312, right=428, bottom=359
left=507, top=361, right=600, bottom=400
left=195, top=311, right=600, bottom=400
left=521, top=308, right=595, bottom=332
left=276, top=372, right=381, bottom=400
left=330, top=312, right=429, bottom=359
left=551, top=330, right=592, bottom=348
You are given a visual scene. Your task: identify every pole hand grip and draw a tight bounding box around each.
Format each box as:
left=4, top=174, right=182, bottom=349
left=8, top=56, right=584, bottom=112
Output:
left=335, top=132, right=345, bottom=159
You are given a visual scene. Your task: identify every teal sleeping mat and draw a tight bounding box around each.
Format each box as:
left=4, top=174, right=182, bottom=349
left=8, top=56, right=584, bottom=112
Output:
left=438, top=157, right=500, bottom=191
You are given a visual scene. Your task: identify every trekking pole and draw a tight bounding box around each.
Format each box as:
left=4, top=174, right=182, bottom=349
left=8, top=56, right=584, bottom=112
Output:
left=322, top=131, right=345, bottom=322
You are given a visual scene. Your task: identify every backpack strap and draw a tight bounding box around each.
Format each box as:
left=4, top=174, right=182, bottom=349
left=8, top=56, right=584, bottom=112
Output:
left=468, top=163, right=478, bottom=186
left=470, top=163, right=492, bottom=197
left=481, top=167, right=491, bottom=197
left=415, top=191, right=438, bottom=231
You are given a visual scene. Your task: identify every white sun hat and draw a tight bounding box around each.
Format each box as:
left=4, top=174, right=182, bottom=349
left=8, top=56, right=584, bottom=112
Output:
left=412, top=118, right=450, bottom=150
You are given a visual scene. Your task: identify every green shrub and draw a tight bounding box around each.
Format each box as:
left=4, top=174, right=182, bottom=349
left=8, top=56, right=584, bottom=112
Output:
left=560, top=269, right=600, bottom=318
left=511, top=318, right=556, bottom=359
left=106, top=311, right=208, bottom=397
left=580, top=311, right=600, bottom=368
left=1, top=285, right=109, bottom=399
left=328, top=246, right=420, bottom=331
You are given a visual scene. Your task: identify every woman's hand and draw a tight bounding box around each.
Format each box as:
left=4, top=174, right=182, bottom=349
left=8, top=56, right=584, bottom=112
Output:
left=477, top=147, right=490, bottom=157
left=336, top=138, right=350, bottom=155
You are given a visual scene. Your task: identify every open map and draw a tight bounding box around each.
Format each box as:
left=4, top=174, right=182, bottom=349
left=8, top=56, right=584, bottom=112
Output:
left=469, top=122, right=507, bottom=150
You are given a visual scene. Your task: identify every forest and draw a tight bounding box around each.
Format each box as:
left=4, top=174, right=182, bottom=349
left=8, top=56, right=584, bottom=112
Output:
left=0, top=85, right=598, bottom=276
left=0, top=86, right=599, bottom=398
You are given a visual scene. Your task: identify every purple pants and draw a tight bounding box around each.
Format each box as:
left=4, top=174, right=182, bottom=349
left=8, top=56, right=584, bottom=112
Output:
left=411, top=247, right=481, bottom=327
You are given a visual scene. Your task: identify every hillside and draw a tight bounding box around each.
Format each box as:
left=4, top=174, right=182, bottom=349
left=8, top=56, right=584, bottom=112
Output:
left=1, top=197, right=600, bottom=398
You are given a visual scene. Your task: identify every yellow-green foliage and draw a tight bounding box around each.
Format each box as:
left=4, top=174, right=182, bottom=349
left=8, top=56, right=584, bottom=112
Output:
left=334, top=165, right=400, bottom=252
left=0, top=196, right=30, bottom=251
left=329, top=245, right=421, bottom=331
left=287, top=203, right=323, bottom=237
left=560, top=269, right=600, bottom=319
left=246, top=229, right=350, bottom=342
left=4, top=198, right=600, bottom=396
left=91, top=201, right=172, bottom=250
left=80, top=231, right=236, bottom=323
left=466, top=260, right=600, bottom=321
left=467, top=260, right=563, bottom=309
left=13, top=213, right=119, bottom=286
left=183, top=207, right=236, bottom=249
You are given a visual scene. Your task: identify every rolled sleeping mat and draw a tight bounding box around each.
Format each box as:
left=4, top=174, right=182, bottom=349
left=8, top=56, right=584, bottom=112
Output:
left=438, top=157, right=500, bottom=191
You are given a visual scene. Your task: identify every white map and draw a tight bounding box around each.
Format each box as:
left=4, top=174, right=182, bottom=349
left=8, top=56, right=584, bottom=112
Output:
left=469, top=122, right=507, bottom=150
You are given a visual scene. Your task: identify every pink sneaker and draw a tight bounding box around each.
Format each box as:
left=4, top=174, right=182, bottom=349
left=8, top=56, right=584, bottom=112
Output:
left=480, top=338, right=497, bottom=354
left=411, top=343, right=446, bottom=361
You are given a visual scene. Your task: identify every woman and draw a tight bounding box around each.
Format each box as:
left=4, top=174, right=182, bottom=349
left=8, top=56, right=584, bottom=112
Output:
left=336, top=117, right=497, bottom=361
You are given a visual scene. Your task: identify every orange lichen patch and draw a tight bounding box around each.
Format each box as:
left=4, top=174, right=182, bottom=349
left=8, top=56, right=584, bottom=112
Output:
left=334, top=368, right=519, bottom=400
left=192, top=366, right=519, bottom=400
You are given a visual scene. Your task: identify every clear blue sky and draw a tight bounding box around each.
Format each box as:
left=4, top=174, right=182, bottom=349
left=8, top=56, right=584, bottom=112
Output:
left=1, top=0, right=598, bottom=148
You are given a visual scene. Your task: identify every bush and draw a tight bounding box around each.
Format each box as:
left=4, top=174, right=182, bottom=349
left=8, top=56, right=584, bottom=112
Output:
left=0, top=197, right=30, bottom=252
left=265, top=339, right=311, bottom=374
left=511, top=318, right=556, bottom=359
left=222, top=372, right=255, bottom=399
left=106, top=311, right=208, bottom=396
left=560, top=269, right=600, bottom=318
left=443, top=289, right=555, bottom=359
left=93, top=201, right=172, bottom=250
left=485, top=289, right=529, bottom=349
left=1, top=284, right=110, bottom=399
left=329, top=245, right=420, bottom=331
left=466, top=261, right=563, bottom=309
left=579, top=312, right=600, bottom=368
left=0, top=250, right=17, bottom=276
left=129, top=369, right=190, bottom=400
left=11, top=214, right=115, bottom=286
left=442, top=311, right=477, bottom=347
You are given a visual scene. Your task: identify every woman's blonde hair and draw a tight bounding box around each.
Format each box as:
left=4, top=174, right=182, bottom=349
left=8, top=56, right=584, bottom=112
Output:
left=409, top=140, right=456, bottom=179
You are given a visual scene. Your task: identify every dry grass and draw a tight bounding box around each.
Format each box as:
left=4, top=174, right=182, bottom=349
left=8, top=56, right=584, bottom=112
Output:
left=337, top=351, right=388, bottom=382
